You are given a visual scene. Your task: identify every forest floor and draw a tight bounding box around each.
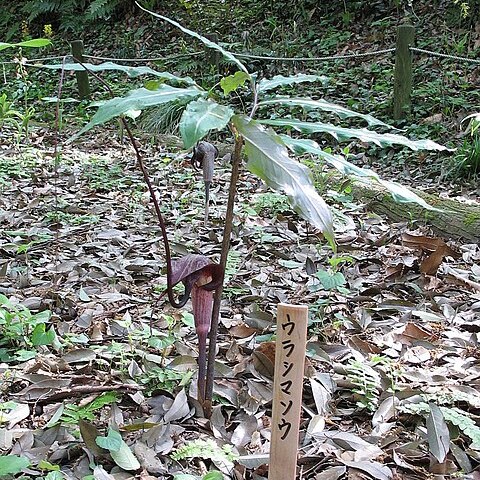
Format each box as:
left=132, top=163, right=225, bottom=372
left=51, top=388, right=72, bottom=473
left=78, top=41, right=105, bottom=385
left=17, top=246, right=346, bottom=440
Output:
left=1, top=123, right=480, bottom=479
left=1, top=2, right=480, bottom=479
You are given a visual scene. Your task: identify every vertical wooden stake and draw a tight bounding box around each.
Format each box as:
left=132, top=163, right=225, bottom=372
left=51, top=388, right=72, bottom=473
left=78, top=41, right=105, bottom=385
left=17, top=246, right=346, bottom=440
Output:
left=268, top=304, right=308, bottom=480
left=70, top=40, right=91, bottom=100
left=393, top=24, right=415, bottom=120
left=204, top=33, right=221, bottom=70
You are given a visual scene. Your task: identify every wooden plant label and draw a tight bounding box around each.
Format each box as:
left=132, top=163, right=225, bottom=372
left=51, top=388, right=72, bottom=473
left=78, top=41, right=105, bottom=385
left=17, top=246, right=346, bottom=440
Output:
left=268, top=303, right=308, bottom=480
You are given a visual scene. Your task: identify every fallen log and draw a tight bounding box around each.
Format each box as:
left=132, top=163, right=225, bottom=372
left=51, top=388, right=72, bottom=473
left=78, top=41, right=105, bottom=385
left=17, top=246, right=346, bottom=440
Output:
left=151, top=133, right=480, bottom=242
left=337, top=177, right=480, bottom=242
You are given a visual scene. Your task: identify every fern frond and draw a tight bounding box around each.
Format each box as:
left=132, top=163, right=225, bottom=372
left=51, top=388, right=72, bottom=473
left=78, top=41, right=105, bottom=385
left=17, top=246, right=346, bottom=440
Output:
left=139, top=100, right=188, bottom=136
left=86, top=0, right=124, bottom=20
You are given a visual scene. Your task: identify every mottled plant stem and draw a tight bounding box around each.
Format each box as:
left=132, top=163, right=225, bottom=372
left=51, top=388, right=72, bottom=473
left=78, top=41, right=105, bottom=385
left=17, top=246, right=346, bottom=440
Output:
left=204, top=128, right=243, bottom=417
left=70, top=60, right=183, bottom=308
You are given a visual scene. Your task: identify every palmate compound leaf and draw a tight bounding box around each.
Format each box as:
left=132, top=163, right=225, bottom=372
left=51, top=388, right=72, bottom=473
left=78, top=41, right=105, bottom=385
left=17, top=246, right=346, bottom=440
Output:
left=42, top=61, right=196, bottom=85
left=257, top=74, right=328, bottom=93
left=260, top=118, right=453, bottom=151
left=282, top=135, right=442, bottom=211
left=179, top=98, right=234, bottom=149
left=232, top=114, right=334, bottom=243
left=69, top=85, right=205, bottom=141
left=258, top=97, right=391, bottom=128
left=136, top=2, right=250, bottom=76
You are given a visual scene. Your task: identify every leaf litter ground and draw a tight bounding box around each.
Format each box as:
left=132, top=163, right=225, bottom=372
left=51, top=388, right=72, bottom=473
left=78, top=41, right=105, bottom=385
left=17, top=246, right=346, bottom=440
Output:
left=1, top=129, right=480, bottom=480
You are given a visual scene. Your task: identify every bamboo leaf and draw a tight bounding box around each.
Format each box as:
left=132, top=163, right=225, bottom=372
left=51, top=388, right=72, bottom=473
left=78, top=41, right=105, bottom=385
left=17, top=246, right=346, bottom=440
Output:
left=282, top=135, right=442, bottom=211
left=427, top=402, right=450, bottom=463
left=16, top=39, right=52, bottom=48
left=179, top=98, right=233, bottom=149
left=232, top=114, right=334, bottom=242
left=259, top=97, right=391, bottom=127
left=258, top=74, right=328, bottom=93
left=261, top=118, right=453, bottom=151
left=136, top=3, right=250, bottom=76
left=69, top=85, right=204, bottom=141
left=42, top=61, right=196, bottom=85
left=0, top=39, right=51, bottom=51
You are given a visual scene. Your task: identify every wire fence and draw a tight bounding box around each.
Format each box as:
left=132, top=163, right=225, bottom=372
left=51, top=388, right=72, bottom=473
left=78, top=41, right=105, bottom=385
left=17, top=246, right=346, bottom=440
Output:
left=410, top=47, right=480, bottom=64
left=1, top=35, right=478, bottom=120
left=1, top=45, right=479, bottom=66
left=83, top=52, right=204, bottom=62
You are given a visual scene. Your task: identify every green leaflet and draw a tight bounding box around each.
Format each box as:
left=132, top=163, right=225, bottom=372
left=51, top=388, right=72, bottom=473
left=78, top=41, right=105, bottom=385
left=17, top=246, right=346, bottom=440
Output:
left=258, top=97, right=391, bottom=128
left=70, top=85, right=204, bottom=141
left=232, top=114, right=334, bottom=243
left=96, top=428, right=122, bottom=452
left=282, top=135, right=442, bottom=211
left=96, top=428, right=140, bottom=471
left=42, top=61, right=196, bottom=85
left=0, top=39, right=51, bottom=51
left=0, top=455, right=30, bottom=475
left=31, top=323, right=56, bottom=346
left=179, top=99, right=233, bottom=149
left=316, top=270, right=346, bottom=290
left=260, top=118, right=453, bottom=151
left=257, top=74, right=328, bottom=93
left=220, top=71, right=250, bottom=95
left=136, top=3, right=250, bottom=76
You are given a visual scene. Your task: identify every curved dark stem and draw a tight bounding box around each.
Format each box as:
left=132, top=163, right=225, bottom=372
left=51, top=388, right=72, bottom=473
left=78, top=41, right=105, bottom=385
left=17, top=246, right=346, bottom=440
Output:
left=72, top=59, right=183, bottom=308
left=53, top=56, right=68, bottom=283
left=204, top=128, right=243, bottom=417
left=197, top=331, right=207, bottom=402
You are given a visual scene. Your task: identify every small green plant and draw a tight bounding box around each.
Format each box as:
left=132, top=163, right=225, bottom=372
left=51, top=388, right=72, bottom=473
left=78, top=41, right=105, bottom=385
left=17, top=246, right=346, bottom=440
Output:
left=59, top=391, right=119, bottom=424
left=173, top=472, right=223, bottom=480
left=138, top=366, right=193, bottom=394
left=309, top=269, right=347, bottom=293
left=82, top=157, right=133, bottom=191
left=252, top=192, right=291, bottom=215
left=0, top=455, right=30, bottom=477
left=0, top=94, right=36, bottom=143
left=172, top=438, right=237, bottom=471
left=370, top=355, right=402, bottom=395
left=95, top=427, right=140, bottom=471
left=345, top=358, right=381, bottom=411
left=45, top=211, right=99, bottom=226
left=453, top=0, right=471, bottom=17
left=0, top=93, right=23, bottom=127
left=0, top=154, right=41, bottom=188
left=447, top=114, right=480, bottom=179
left=0, top=294, right=56, bottom=362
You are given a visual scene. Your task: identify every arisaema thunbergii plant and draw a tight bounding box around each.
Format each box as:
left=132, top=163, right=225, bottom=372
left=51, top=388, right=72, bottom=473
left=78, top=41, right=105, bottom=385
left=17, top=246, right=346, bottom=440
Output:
left=52, top=3, right=450, bottom=414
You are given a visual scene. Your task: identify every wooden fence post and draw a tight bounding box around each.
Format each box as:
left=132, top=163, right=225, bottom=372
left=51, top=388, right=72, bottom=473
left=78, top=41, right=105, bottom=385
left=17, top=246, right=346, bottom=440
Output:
left=204, top=33, right=221, bottom=70
left=70, top=40, right=90, bottom=100
left=393, top=24, right=415, bottom=119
